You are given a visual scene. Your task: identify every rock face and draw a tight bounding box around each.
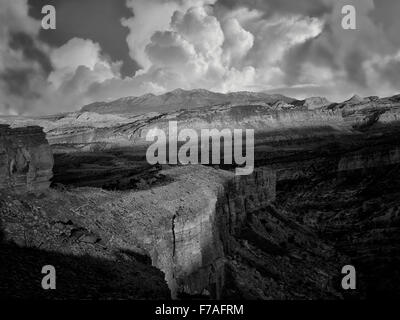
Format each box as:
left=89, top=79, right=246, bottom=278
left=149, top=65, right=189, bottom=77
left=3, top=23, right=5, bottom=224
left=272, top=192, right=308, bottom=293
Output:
left=303, top=97, right=331, bottom=110
left=2, top=91, right=400, bottom=299
left=216, top=174, right=346, bottom=299
left=0, top=125, right=53, bottom=193
left=0, top=188, right=170, bottom=299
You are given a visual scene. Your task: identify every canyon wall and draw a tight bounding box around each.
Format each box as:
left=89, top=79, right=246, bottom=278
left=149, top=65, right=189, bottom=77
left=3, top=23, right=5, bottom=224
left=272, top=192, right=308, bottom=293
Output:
left=152, top=122, right=400, bottom=299
left=161, top=168, right=277, bottom=298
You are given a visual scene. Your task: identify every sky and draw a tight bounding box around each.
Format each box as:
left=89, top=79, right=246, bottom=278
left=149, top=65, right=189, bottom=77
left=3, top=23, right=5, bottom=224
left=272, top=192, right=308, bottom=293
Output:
left=0, top=0, right=400, bottom=115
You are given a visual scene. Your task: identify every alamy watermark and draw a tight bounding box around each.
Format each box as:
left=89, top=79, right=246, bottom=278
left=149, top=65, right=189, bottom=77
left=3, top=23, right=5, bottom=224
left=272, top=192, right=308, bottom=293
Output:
left=39, top=4, right=358, bottom=31
left=341, top=5, right=357, bottom=30
left=341, top=265, right=356, bottom=290
left=41, top=5, right=56, bottom=30
left=41, top=265, right=56, bottom=290
left=145, top=121, right=254, bottom=176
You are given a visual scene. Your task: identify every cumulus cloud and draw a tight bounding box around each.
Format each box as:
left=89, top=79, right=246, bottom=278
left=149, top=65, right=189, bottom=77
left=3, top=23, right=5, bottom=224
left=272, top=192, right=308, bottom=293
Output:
left=48, top=38, right=119, bottom=89
left=122, top=0, right=181, bottom=71
left=123, top=1, right=323, bottom=94
left=221, top=17, right=254, bottom=66
left=0, top=1, right=122, bottom=114
left=279, top=0, right=400, bottom=100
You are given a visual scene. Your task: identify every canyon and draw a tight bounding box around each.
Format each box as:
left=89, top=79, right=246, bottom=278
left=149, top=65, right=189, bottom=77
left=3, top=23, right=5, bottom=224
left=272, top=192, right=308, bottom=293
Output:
left=1, top=90, right=400, bottom=299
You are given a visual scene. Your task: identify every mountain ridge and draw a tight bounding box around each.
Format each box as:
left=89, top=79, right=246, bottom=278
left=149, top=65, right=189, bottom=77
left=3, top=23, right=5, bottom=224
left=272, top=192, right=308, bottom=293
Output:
left=81, top=88, right=394, bottom=116
left=81, top=89, right=297, bottom=115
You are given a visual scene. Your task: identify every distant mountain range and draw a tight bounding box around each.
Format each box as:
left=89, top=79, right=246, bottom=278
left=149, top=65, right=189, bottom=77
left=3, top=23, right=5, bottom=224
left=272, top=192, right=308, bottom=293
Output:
left=80, top=89, right=400, bottom=116
left=81, top=89, right=300, bottom=115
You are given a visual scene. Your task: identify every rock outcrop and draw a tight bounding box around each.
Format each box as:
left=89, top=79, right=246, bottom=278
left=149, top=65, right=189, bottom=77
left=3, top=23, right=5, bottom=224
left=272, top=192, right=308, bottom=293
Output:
left=0, top=125, right=53, bottom=193
left=2, top=91, right=400, bottom=299
left=303, top=97, right=331, bottom=110
left=80, top=89, right=295, bottom=115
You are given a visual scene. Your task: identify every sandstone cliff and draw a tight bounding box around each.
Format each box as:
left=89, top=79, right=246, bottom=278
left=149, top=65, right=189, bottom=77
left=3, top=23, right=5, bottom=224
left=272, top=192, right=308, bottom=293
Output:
left=0, top=125, right=53, bottom=193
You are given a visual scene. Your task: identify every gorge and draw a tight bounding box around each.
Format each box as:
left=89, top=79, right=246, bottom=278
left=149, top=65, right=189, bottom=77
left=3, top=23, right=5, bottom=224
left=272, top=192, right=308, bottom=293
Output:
left=1, top=90, right=400, bottom=299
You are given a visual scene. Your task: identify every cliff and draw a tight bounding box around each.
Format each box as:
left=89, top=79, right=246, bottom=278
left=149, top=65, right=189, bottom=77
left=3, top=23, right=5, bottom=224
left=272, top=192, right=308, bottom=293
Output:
left=0, top=125, right=53, bottom=193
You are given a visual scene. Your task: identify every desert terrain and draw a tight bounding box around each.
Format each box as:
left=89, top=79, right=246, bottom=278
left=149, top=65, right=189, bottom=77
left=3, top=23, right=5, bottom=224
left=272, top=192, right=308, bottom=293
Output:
left=1, top=90, right=400, bottom=299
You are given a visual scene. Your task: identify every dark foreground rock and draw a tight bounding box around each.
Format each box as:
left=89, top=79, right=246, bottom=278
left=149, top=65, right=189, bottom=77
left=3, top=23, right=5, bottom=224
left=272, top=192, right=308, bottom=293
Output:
left=0, top=191, right=170, bottom=300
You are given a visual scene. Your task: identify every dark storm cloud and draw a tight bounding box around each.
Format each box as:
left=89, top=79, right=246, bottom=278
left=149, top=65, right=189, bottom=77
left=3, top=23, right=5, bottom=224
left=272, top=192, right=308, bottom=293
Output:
left=344, top=50, right=367, bottom=87
left=370, top=0, right=400, bottom=47
left=375, top=59, right=400, bottom=88
left=1, top=69, right=30, bottom=96
left=277, top=0, right=400, bottom=96
left=282, top=30, right=337, bottom=86
left=217, top=0, right=333, bottom=17
left=0, top=69, right=40, bottom=98
left=27, top=0, right=138, bottom=77
left=9, top=32, right=53, bottom=75
left=1, top=32, right=50, bottom=99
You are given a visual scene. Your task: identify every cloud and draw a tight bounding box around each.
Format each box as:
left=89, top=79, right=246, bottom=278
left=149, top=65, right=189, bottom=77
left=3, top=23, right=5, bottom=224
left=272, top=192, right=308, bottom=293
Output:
left=364, top=51, right=400, bottom=96
left=0, top=0, right=46, bottom=115
left=27, top=0, right=138, bottom=77
left=221, top=17, right=254, bottom=66
left=171, top=6, right=225, bottom=55
left=38, top=38, right=123, bottom=114
left=122, top=0, right=182, bottom=71
left=124, top=1, right=323, bottom=94
left=8, top=32, right=53, bottom=74
left=143, top=6, right=227, bottom=90
left=146, top=31, right=196, bottom=68
left=126, top=0, right=400, bottom=101
left=113, top=0, right=326, bottom=96
left=48, top=38, right=119, bottom=88
left=217, top=0, right=333, bottom=18
left=80, top=1, right=262, bottom=101
left=260, top=0, right=400, bottom=100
